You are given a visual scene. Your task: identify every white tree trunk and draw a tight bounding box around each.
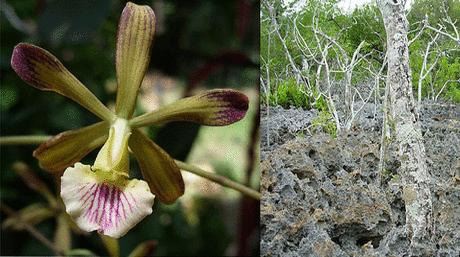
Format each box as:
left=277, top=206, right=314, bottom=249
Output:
left=265, top=3, right=303, bottom=85
left=377, top=0, right=434, bottom=255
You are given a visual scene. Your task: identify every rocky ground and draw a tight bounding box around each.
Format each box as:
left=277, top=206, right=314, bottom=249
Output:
left=260, top=101, right=460, bottom=257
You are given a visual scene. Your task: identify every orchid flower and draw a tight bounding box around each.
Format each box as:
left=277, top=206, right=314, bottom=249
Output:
left=11, top=2, right=249, bottom=238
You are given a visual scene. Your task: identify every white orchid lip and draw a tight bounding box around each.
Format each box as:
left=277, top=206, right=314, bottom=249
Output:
left=61, top=163, right=155, bottom=238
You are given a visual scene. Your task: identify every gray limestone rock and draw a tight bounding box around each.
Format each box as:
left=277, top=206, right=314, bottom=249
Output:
left=261, top=101, right=460, bottom=257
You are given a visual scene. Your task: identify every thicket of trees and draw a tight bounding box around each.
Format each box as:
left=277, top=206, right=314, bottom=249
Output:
left=261, top=0, right=460, bottom=127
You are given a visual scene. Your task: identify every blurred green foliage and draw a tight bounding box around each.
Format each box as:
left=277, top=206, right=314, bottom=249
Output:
left=1, top=0, right=259, bottom=256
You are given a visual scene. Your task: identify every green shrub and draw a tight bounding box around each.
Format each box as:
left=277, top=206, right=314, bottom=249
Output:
left=447, top=87, right=460, bottom=103
left=262, top=79, right=333, bottom=112
left=311, top=110, right=337, bottom=137
left=267, top=77, right=311, bottom=108
left=314, top=94, right=328, bottom=112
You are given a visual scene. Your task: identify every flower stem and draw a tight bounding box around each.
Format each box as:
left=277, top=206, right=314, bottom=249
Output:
left=175, top=160, right=261, bottom=200
left=0, top=203, right=64, bottom=256
left=0, top=135, right=51, bottom=145
left=0, top=135, right=261, bottom=200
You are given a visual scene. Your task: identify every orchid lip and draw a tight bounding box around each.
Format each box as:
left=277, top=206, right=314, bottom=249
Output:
left=61, top=163, right=155, bottom=238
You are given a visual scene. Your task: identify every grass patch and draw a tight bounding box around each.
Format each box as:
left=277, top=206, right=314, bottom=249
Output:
left=311, top=110, right=337, bottom=138
left=262, top=77, right=333, bottom=112
left=266, top=77, right=310, bottom=109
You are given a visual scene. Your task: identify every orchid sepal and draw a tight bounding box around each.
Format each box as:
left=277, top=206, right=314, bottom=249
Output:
left=115, top=2, right=156, bottom=119
left=11, top=43, right=113, bottom=121
left=129, top=89, right=249, bottom=128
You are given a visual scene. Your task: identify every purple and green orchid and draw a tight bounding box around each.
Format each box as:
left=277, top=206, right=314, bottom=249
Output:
left=11, top=2, right=249, bottom=238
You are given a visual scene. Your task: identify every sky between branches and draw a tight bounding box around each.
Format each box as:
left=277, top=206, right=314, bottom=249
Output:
left=281, top=0, right=413, bottom=13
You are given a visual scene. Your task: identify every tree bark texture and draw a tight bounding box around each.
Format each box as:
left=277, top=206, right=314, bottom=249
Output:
left=377, top=0, right=434, bottom=256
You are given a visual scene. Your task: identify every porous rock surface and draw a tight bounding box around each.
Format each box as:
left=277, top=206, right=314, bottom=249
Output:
left=261, top=102, right=460, bottom=257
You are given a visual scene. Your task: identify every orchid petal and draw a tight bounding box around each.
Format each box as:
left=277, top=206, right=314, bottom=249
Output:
left=129, top=89, right=249, bottom=128
left=115, top=2, right=155, bottom=118
left=33, top=121, right=109, bottom=173
left=129, top=130, right=184, bottom=204
left=61, top=163, right=155, bottom=238
left=11, top=43, right=113, bottom=121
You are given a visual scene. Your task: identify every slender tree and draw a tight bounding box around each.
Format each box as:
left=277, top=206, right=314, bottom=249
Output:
left=377, top=0, right=433, bottom=255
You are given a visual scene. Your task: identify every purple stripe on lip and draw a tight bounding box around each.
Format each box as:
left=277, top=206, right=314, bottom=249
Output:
left=78, top=181, right=142, bottom=232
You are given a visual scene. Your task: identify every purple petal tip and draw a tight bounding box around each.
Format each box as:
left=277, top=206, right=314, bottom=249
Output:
left=205, top=90, right=249, bottom=125
left=11, top=43, right=63, bottom=90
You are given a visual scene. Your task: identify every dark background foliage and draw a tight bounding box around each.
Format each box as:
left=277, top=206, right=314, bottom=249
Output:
left=0, top=0, right=260, bottom=256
